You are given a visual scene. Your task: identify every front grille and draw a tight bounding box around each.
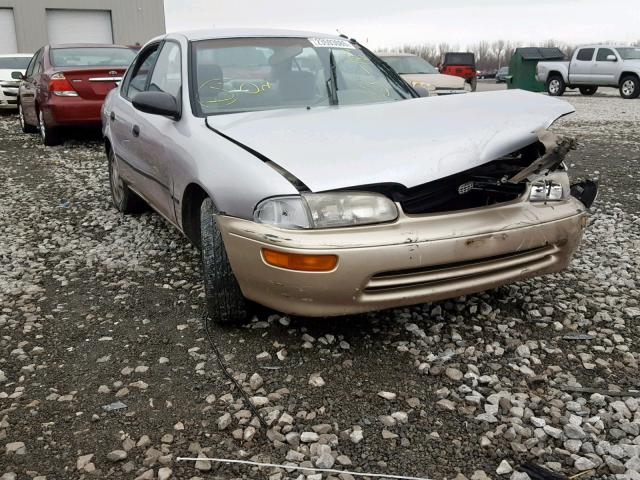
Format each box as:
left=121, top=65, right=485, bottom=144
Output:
left=364, top=245, right=559, bottom=293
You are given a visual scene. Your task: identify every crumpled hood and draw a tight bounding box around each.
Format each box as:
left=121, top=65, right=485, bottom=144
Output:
left=400, top=72, right=466, bottom=89
left=206, top=89, right=574, bottom=193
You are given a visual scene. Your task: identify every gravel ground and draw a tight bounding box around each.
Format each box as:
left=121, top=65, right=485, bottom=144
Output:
left=1, top=92, right=639, bottom=480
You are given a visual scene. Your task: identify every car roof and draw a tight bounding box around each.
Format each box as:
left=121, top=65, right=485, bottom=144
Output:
left=48, top=43, right=132, bottom=49
left=376, top=52, right=416, bottom=57
left=154, top=28, right=339, bottom=43
left=0, top=53, right=33, bottom=57
left=577, top=45, right=632, bottom=49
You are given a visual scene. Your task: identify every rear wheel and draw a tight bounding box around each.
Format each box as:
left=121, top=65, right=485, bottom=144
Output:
left=619, top=75, right=640, bottom=99
left=546, top=75, right=566, bottom=96
left=579, top=86, right=598, bottom=96
left=38, top=109, right=62, bottom=146
left=107, top=148, right=147, bottom=213
left=18, top=101, right=37, bottom=133
left=200, top=197, right=250, bottom=325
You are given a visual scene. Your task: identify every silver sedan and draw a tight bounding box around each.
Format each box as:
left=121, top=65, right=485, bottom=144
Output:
left=102, top=28, right=597, bottom=323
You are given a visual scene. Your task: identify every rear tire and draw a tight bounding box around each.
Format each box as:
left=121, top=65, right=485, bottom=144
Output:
left=18, top=101, right=37, bottom=133
left=38, top=109, right=62, bottom=146
left=107, top=148, right=147, bottom=214
left=546, top=75, right=566, bottom=96
left=619, top=75, right=640, bottom=99
left=579, top=86, right=598, bottom=96
left=200, top=198, right=250, bottom=325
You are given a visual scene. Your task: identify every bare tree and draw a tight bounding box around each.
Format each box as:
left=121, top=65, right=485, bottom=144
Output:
left=493, top=39, right=506, bottom=68
left=381, top=39, right=637, bottom=71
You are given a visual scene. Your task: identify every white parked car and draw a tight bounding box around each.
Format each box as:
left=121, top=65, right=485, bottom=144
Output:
left=0, top=54, right=32, bottom=110
left=377, top=53, right=469, bottom=95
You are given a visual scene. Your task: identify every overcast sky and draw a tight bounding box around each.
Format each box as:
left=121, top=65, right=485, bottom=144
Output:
left=163, top=0, right=639, bottom=48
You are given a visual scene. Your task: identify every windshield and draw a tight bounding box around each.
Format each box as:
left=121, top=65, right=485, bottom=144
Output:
left=498, top=67, right=508, bottom=74
left=191, top=37, right=414, bottom=116
left=50, top=47, right=136, bottom=67
left=381, top=55, right=438, bottom=74
left=0, top=57, right=31, bottom=70
left=0, top=56, right=31, bottom=69
left=616, top=47, right=640, bottom=60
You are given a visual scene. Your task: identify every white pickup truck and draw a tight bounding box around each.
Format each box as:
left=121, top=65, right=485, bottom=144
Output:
left=536, top=45, right=640, bottom=99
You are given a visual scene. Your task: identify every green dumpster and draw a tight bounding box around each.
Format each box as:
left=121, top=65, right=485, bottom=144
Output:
left=507, top=47, right=566, bottom=92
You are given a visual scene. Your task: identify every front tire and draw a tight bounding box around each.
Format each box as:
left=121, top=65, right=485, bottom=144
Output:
left=18, top=102, right=38, bottom=133
left=546, top=75, right=566, bottom=96
left=579, top=86, right=598, bottom=96
left=38, top=109, right=62, bottom=146
left=200, top=198, right=250, bottom=324
left=107, top=148, right=147, bottom=213
left=619, top=75, right=640, bottom=99
left=469, top=77, right=477, bottom=92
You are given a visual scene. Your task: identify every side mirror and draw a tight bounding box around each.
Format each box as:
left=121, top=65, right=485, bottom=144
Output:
left=606, top=54, right=617, bottom=62
left=412, top=85, right=431, bottom=97
left=11, top=71, right=24, bottom=80
left=132, top=91, right=180, bottom=119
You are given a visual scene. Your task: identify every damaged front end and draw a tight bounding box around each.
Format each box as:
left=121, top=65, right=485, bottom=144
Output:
left=359, top=131, right=596, bottom=215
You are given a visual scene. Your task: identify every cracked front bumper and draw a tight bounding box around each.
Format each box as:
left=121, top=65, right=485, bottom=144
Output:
left=218, top=197, right=588, bottom=317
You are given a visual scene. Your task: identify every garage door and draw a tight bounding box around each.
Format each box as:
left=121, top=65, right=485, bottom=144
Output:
left=46, top=9, right=113, bottom=45
left=0, top=9, right=18, bottom=54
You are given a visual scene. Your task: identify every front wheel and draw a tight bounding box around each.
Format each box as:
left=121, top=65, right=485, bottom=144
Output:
left=469, top=77, right=477, bottom=92
left=619, top=75, right=640, bottom=99
left=546, top=76, right=566, bottom=96
left=38, top=109, right=62, bottom=146
left=579, top=86, right=598, bottom=96
left=200, top=198, right=250, bottom=325
left=18, top=102, right=38, bottom=133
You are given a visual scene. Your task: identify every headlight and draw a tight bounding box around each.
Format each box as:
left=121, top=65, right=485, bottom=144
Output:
left=529, top=171, right=570, bottom=202
left=411, top=80, right=436, bottom=92
left=254, top=192, right=398, bottom=229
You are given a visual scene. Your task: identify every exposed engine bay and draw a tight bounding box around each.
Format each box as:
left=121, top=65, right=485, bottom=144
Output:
left=353, top=131, right=590, bottom=215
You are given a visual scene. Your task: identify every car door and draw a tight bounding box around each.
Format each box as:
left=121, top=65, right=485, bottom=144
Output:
left=20, top=48, right=42, bottom=125
left=129, top=40, right=183, bottom=223
left=569, top=48, right=595, bottom=84
left=108, top=43, right=160, bottom=194
left=592, top=47, right=618, bottom=85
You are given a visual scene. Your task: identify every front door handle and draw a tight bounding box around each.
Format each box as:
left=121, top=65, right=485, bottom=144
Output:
left=132, top=125, right=140, bottom=137
left=110, top=111, right=115, bottom=122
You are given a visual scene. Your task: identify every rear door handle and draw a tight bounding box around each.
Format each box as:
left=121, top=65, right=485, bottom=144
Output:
left=132, top=125, right=140, bottom=137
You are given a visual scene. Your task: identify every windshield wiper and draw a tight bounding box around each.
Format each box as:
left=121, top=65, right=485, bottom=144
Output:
left=349, top=39, right=417, bottom=99
left=325, top=49, right=339, bottom=106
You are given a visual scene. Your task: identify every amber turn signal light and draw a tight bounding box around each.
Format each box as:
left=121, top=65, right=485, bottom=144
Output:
left=262, top=249, right=338, bottom=272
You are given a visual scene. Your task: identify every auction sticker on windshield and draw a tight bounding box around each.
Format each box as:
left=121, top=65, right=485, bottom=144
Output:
left=308, top=37, right=355, bottom=49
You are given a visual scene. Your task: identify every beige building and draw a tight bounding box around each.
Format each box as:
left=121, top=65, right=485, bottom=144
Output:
left=0, top=0, right=166, bottom=54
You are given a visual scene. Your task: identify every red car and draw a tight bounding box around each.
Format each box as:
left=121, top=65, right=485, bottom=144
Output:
left=440, top=52, right=477, bottom=91
left=13, top=44, right=137, bottom=146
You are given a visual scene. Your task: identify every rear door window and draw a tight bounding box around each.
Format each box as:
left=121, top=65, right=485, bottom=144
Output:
left=25, top=50, right=40, bottom=78
left=576, top=48, right=595, bottom=61
left=32, top=50, right=44, bottom=76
